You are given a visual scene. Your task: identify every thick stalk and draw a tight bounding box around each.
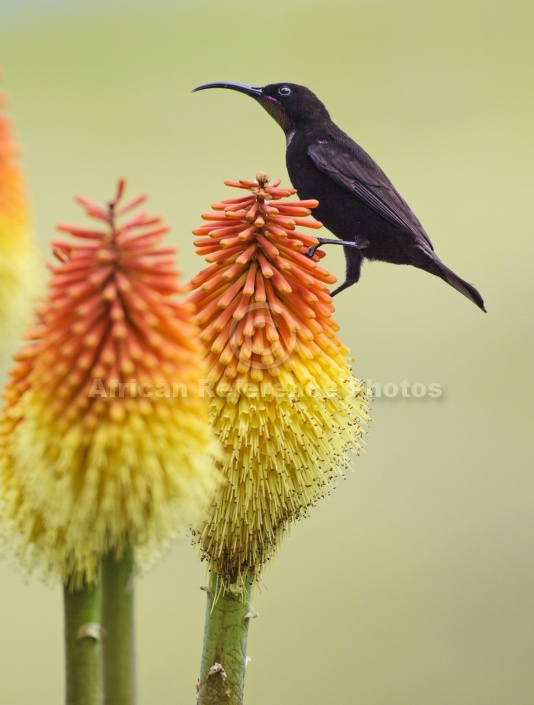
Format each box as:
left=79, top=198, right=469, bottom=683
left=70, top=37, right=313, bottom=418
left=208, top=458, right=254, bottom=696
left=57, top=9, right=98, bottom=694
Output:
left=197, top=570, right=254, bottom=705
left=64, top=579, right=103, bottom=705
left=101, top=547, right=137, bottom=705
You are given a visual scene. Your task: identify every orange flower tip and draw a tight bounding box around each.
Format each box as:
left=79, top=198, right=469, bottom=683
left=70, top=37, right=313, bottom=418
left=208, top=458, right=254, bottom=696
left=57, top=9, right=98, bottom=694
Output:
left=115, top=279, right=133, bottom=295
left=110, top=307, right=125, bottom=322
left=277, top=218, right=295, bottom=230
left=96, top=249, right=115, bottom=262
left=239, top=349, right=252, bottom=362
left=276, top=282, right=292, bottom=294
left=224, top=210, right=247, bottom=220
left=210, top=341, right=224, bottom=355
left=230, top=310, right=244, bottom=324
left=71, top=321, right=86, bottom=335
left=219, top=350, right=234, bottom=365
left=12, top=347, right=34, bottom=362
left=117, top=193, right=147, bottom=216
left=274, top=257, right=289, bottom=271
left=183, top=299, right=197, bottom=314
left=56, top=224, right=100, bottom=239
left=75, top=196, right=108, bottom=218
left=112, top=325, right=128, bottom=340
left=114, top=178, right=126, bottom=202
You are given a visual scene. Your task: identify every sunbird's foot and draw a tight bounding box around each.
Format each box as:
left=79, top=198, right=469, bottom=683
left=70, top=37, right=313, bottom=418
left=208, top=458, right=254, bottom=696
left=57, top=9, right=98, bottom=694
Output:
left=305, top=237, right=370, bottom=258
left=330, top=279, right=357, bottom=297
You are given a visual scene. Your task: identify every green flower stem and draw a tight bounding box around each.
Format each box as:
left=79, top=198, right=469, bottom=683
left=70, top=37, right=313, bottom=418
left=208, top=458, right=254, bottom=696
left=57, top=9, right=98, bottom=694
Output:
left=101, top=547, right=137, bottom=705
left=197, top=570, right=254, bottom=705
left=64, top=579, right=103, bottom=705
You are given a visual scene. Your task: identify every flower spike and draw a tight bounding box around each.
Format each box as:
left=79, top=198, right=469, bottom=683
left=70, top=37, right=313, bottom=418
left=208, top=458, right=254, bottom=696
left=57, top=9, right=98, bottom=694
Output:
left=0, top=181, right=220, bottom=586
left=189, top=173, right=371, bottom=579
left=0, top=88, right=38, bottom=350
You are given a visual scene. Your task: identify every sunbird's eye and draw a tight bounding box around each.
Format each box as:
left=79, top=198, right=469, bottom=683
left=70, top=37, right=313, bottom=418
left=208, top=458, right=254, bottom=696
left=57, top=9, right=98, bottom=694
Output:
left=278, top=86, right=292, bottom=96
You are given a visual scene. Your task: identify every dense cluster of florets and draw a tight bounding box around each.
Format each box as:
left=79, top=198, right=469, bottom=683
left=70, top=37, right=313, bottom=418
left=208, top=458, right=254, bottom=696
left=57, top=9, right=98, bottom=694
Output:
left=189, top=174, right=370, bottom=577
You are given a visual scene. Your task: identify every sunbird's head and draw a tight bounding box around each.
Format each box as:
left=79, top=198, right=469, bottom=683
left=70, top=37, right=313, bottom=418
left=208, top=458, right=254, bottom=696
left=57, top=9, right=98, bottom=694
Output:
left=192, top=81, right=330, bottom=132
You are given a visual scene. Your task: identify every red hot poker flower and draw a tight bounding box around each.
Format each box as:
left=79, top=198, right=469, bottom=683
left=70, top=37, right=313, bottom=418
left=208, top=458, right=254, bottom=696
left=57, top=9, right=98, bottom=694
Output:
left=189, top=173, right=370, bottom=578
left=0, top=89, right=37, bottom=346
left=0, top=181, right=219, bottom=586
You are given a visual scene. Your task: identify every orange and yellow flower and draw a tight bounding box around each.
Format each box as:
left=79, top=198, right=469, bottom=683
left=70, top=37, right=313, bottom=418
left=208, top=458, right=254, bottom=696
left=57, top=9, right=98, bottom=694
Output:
left=0, top=181, right=219, bottom=586
left=189, top=173, right=370, bottom=578
left=0, top=89, right=37, bottom=352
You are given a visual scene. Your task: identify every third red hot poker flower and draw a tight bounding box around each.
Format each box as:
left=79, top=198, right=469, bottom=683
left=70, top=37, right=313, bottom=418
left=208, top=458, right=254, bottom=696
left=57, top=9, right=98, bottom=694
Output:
left=0, top=88, right=37, bottom=348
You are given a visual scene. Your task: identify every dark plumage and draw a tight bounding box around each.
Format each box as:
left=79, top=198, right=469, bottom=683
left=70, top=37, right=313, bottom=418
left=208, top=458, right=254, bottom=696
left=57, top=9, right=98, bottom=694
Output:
left=193, top=81, right=485, bottom=311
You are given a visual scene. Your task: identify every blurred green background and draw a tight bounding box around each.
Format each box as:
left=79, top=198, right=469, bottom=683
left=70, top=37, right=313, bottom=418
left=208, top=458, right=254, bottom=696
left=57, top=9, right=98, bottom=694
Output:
left=1, top=0, right=532, bottom=703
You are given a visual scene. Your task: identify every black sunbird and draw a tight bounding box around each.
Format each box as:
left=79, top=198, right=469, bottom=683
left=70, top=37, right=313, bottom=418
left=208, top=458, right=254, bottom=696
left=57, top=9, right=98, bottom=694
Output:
left=193, top=81, right=485, bottom=312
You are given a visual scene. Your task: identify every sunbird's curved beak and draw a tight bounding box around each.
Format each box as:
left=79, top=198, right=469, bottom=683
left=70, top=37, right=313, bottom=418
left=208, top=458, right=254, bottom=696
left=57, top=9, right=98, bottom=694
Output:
left=192, top=82, right=264, bottom=98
